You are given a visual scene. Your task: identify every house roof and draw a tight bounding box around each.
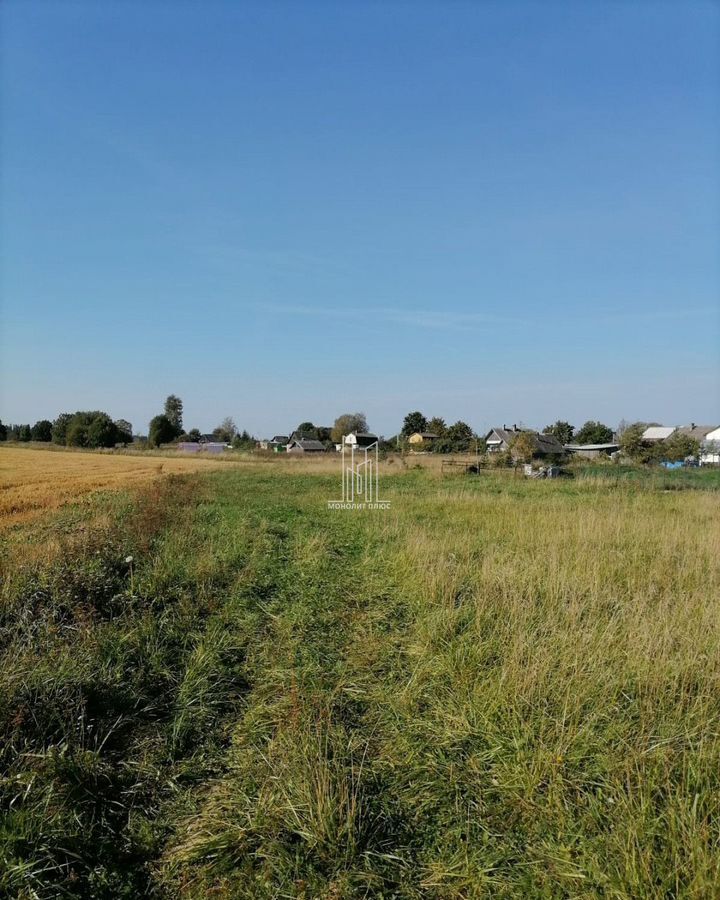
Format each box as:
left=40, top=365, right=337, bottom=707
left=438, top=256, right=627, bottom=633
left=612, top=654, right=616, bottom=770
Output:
left=486, top=428, right=563, bottom=454
left=289, top=439, right=325, bottom=451
left=677, top=425, right=718, bottom=441
left=485, top=427, right=522, bottom=444
left=565, top=443, right=619, bottom=451
left=270, top=435, right=288, bottom=443
left=642, top=426, right=676, bottom=441
left=345, top=432, right=378, bottom=445
left=533, top=433, right=564, bottom=453
left=411, top=432, right=439, bottom=439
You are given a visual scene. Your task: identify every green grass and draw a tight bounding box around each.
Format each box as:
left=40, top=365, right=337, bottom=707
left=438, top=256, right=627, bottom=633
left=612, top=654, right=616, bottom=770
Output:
left=1, top=466, right=719, bottom=897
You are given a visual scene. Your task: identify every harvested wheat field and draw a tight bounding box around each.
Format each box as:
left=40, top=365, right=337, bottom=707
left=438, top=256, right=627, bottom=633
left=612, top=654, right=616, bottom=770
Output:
left=0, top=445, right=228, bottom=528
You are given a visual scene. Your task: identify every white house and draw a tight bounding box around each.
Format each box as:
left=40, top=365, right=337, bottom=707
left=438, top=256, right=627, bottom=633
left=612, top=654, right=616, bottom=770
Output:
left=699, top=426, right=720, bottom=466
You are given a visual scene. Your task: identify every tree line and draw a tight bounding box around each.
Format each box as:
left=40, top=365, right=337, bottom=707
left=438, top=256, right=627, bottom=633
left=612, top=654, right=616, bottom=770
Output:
left=148, top=396, right=256, bottom=449
left=0, top=413, right=132, bottom=448
left=0, top=403, right=704, bottom=463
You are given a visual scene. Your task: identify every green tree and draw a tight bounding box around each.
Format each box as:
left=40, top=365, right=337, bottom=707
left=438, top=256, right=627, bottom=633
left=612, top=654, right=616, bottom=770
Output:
left=187, top=428, right=202, bottom=442
left=402, top=411, right=427, bottom=436
left=618, top=423, right=648, bottom=460
left=213, top=417, right=238, bottom=443
left=543, top=420, right=575, bottom=444
left=18, top=424, right=31, bottom=442
left=331, top=412, right=368, bottom=443
left=66, top=420, right=88, bottom=447
left=660, top=433, right=699, bottom=463
left=232, top=430, right=255, bottom=450
left=295, top=421, right=318, bottom=439
left=427, top=416, right=447, bottom=437
left=114, top=420, right=133, bottom=443
left=509, top=431, right=536, bottom=463
left=0, top=420, right=6, bottom=441
left=86, top=414, right=119, bottom=448
left=149, top=414, right=177, bottom=447
left=574, top=420, right=613, bottom=444
left=164, top=395, right=183, bottom=435
left=52, top=413, right=73, bottom=445
left=31, top=420, right=53, bottom=442
left=446, top=420, right=474, bottom=450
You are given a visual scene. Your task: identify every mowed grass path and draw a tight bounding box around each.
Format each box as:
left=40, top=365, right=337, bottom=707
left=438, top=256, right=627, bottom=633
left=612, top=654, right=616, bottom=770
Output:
left=1, top=465, right=719, bottom=897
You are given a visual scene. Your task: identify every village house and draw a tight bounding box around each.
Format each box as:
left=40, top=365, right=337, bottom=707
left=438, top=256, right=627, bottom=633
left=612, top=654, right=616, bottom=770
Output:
left=257, top=435, right=288, bottom=451
left=408, top=431, right=438, bottom=447
left=286, top=438, right=326, bottom=453
left=485, top=426, right=564, bottom=458
left=680, top=425, right=720, bottom=465
left=638, top=424, right=719, bottom=465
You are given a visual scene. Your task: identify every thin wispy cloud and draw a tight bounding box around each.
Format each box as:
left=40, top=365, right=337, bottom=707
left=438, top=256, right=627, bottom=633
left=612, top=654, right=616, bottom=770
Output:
left=254, top=303, right=522, bottom=330
left=252, top=302, right=716, bottom=332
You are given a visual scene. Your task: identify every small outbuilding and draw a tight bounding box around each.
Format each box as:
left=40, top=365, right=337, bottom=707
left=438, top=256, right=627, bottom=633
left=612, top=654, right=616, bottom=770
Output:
left=564, top=442, right=619, bottom=459
left=344, top=432, right=379, bottom=448
left=408, top=432, right=438, bottom=446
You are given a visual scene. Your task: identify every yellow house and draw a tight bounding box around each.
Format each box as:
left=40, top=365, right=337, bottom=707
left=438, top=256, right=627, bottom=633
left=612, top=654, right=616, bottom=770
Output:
left=408, top=432, right=438, bottom=447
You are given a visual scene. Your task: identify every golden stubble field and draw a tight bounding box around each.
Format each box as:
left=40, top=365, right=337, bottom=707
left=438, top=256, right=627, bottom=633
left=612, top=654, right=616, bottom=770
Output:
left=0, top=446, right=230, bottom=528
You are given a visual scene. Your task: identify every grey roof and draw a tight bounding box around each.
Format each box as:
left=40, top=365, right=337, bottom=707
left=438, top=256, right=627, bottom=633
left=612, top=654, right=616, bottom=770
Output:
left=485, top=427, right=523, bottom=444
left=565, top=443, right=619, bottom=451
left=413, top=432, right=439, bottom=439
left=289, top=439, right=325, bottom=451
left=486, top=427, right=563, bottom=455
left=270, top=435, right=289, bottom=443
left=677, top=425, right=718, bottom=441
left=642, top=426, right=676, bottom=441
left=534, top=433, right=564, bottom=453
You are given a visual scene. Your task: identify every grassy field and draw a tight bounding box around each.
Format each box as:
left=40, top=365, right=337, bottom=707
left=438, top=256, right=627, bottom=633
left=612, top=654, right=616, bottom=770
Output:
left=1, top=450, right=719, bottom=897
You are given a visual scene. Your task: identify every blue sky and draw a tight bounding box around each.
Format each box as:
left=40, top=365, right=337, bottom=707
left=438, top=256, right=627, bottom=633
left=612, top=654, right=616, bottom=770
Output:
left=1, top=1, right=718, bottom=438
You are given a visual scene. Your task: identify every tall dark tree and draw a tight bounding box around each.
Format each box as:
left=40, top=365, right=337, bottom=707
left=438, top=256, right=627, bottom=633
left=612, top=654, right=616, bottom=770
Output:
left=31, top=420, right=53, bottom=442
left=86, top=414, right=118, bottom=449
left=427, top=416, right=447, bottom=437
left=164, top=395, right=183, bottom=434
left=574, top=420, right=614, bottom=444
left=543, top=421, right=575, bottom=445
left=295, top=421, right=318, bottom=439
left=0, top=420, right=6, bottom=441
left=66, top=420, right=88, bottom=446
left=149, top=414, right=177, bottom=448
left=18, top=424, right=32, bottom=442
left=115, top=420, right=133, bottom=443
left=447, top=420, right=474, bottom=450
left=52, top=413, right=73, bottom=445
left=402, top=411, right=427, bottom=436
